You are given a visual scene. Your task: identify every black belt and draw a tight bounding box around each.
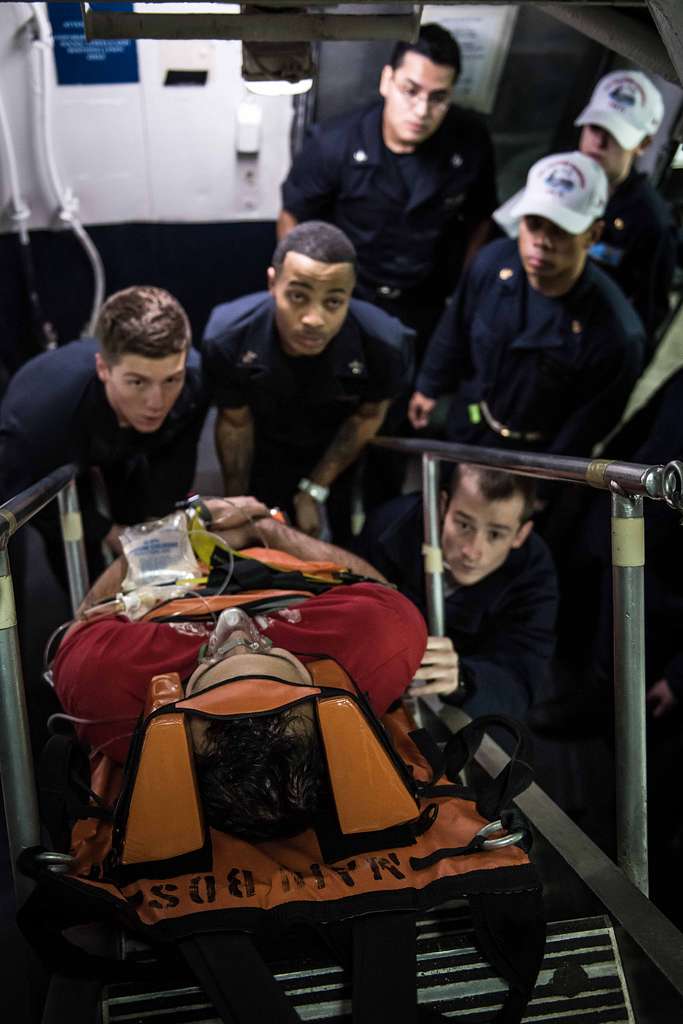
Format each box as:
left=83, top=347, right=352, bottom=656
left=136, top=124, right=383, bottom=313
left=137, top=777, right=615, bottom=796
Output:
left=478, top=400, right=546, bottom=443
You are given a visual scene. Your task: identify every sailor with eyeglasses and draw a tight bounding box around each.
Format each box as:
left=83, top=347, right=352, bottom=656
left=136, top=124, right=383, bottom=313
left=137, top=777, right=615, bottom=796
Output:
left=278, top=23, right=498, bottom=353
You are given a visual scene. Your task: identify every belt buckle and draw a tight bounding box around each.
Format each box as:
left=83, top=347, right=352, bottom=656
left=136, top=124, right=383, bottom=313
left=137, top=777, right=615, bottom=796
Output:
left=377, top=285, right=402, bottom=300
left=479, top=399, right=531, bottom=442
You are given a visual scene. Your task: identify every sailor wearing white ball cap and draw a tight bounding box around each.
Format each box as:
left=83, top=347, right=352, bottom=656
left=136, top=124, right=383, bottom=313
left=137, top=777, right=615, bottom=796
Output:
left=410, top=149, right=645, bottom=457
left=575, top=69, right=676, bottom=345
left=575, top=70, right=664, bottom=151
left=495, top=72, right=675, bottom=345
left=506, top=150, right=608, bottom=234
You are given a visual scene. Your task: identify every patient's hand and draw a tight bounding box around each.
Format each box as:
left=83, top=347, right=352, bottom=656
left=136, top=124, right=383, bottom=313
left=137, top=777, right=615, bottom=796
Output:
left=203, top=496, right=270, bottom=549
left=204, top=496, right=269, bottom=528
left=104, top=523, right=124, bottom=556
left=410, top=636, right=460, bottom=696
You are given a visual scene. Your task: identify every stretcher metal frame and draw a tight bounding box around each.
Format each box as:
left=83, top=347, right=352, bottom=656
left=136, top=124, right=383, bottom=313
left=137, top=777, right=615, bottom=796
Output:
left=375, top=436, right=683, bottom=896
left=0, top=465, right=88, bottom=905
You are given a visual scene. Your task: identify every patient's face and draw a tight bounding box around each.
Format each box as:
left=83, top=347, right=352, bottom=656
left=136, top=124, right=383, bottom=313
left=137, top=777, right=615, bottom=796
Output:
left=185, top=639, right=314, bottom=751
left=185, top=643, right=312, bottom=698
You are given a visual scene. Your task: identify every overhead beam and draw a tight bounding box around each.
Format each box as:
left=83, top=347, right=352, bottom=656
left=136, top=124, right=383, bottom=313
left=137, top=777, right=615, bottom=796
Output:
left=538, top=3, right=679, bottom=84
left=81, top=6, right=419, bottom=42
left=648, top=1, right=683, bottom=86
left=103, top=2, right=649, bottom=6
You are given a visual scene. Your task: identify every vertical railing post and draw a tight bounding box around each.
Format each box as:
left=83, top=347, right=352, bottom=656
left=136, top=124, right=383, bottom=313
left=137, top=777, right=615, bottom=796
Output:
left=611, top=490, right=648, bottom=894
left=414, top=454, right=446, bottom=725
left=0, top=545, right=41, bottom=906
left=57, top=478, right=89, bottom=614
left=421, top=453, right=445, bottom=636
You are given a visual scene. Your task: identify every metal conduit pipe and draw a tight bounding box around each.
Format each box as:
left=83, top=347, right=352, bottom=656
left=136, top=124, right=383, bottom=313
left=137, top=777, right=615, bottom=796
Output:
left=29, top=4, right=106, bottom=336
left=538, top=4, right=680, bottom=85
left=0, top=45, right=55, bottom=354
left=0, top=85, right=30, bottom=244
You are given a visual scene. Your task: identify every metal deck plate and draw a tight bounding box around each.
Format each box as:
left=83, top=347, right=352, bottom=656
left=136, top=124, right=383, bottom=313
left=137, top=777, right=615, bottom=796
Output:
left=101, top=911, right=634, bottom=1023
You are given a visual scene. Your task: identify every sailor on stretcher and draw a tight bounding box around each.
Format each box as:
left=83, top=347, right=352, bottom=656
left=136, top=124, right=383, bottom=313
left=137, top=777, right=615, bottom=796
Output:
left=52, top=494, right=428, bottom=841
left=23, top=495, right=543, bottom=1024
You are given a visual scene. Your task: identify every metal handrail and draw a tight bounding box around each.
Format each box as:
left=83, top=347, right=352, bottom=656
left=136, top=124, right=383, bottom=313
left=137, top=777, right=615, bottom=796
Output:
left=374, top=436, right=683, bottom=894
left=0, top=465, right=89, bottom=905
left=372, top=437, right=683, bottom=509
left=0, top=464, right=78, bottom=547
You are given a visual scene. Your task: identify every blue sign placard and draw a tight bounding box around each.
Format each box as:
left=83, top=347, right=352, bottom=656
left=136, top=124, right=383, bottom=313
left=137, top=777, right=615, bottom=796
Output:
left=47, top=3, right=139, bottom=85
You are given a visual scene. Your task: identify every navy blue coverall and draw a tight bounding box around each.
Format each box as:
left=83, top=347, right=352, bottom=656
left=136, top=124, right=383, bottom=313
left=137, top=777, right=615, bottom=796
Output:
left=357, top=493, right=559, bottom=719
left=589, top=167, right=677, bottom=347
left=416, top=238, right=645, bottom=456
left=281, top=101, right=497, bottom=345
left=0, top=338, right=207, bottom=579
left=202, top=292, right=413, bottom=539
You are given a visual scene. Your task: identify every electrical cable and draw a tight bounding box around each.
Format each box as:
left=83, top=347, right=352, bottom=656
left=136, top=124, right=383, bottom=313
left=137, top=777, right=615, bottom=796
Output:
left=29, top=4, right=106, bottom=336
left=0, top=44, right=56, bottom=352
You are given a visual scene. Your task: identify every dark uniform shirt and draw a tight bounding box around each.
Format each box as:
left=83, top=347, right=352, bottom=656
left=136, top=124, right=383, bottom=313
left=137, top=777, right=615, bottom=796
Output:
left=357, top=493, right=558, bottom=718
left=203, top=291, right=412, bottom=452
left=417, top=238, right=645, bottom=456
left=0, top=338, right=208, bottom=536
left=589, top=168, right=676, bottom=344
left=281, top=101, right=497, bottom=300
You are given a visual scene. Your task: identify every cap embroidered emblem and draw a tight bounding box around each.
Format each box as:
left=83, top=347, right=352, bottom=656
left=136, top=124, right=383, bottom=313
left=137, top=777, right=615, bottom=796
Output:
left=607, top=77, right=645, bottom=112
left=353, top=149, right=368, bottom=163
left=241, top=350, right=258, bottom=364
left=613, top=217, right=625, bottom=231
left=543, top=161, right=585, bottom=197
left=451, top=153, right=464, bottom=168
left=571, top=320, right=582, bottom=334
left=499, top=268, right=513, bottom=281
left=348, top=360, right=364, bottom=375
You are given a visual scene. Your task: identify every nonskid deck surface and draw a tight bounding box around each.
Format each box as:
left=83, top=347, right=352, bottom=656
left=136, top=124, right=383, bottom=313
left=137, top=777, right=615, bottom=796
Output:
left=102, top=910, right=633, bottom=1023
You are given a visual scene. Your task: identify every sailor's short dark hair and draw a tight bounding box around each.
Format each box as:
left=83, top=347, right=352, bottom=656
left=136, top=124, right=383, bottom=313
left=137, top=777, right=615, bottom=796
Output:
left=390, top=23, right=461, bottom=78
left=446, top=464, right=537, bottom=523
left=96, top=286, right=191, bottom=363
left=272, top=221, right=357, bottom=274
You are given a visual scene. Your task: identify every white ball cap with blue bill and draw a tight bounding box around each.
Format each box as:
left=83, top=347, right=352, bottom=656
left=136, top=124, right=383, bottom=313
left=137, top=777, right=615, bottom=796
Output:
left=574, top=70, right=664, bottom=150
left=507, top=151, right=608, bottom=235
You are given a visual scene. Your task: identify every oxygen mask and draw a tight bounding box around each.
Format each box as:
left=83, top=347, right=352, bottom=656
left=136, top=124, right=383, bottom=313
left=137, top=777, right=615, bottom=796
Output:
left=201, top=607, right=273, bottom=666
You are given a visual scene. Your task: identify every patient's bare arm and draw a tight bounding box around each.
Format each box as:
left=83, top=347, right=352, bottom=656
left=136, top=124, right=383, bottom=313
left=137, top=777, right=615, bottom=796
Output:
left=77, top=556, right=128, bottom=613
left=231, top=515, right=388, bottom=583
left=76, top=495, right=387, bottom=615
left=203, top=498, right=387, bottom=582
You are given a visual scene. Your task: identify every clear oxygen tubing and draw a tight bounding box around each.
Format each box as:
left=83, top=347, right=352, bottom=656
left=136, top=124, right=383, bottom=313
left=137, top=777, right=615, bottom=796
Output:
left=28, top=3, right=106, bottom=336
